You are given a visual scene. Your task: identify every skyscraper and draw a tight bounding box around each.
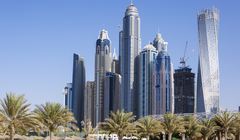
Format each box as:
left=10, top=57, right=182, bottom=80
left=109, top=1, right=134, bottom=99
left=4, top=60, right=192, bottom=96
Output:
left=121, top=3, right=141, bottom=116
left=152, top=41, right=173, bottom=115
left=84, top=81, right=94, bottom=125
left=72, top=53, right=85, bottom=128
left=139, top=44, right=157, bottom=117
left=63, top=83, right=73, bottom=111
left=174, top=68, right=195, bottom=113
left=104, top=72, right=121, bottom=119
left=94, top=29, right=112, bottom=126
left=118, top=28, right=123, bottom=75
left=197, top=7, right=220, bottom=113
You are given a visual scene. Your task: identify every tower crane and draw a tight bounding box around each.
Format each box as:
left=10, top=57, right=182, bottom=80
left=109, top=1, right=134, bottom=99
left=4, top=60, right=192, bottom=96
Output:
left=180, top=41, right=195, bottom=68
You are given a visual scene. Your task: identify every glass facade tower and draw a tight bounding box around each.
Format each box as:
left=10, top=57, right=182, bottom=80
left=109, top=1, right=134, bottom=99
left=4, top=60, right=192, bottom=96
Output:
left=94, top=29, right=112, bottom=126
left=72, top=53, right=85, bottom=129
left=197, top=7, right=220, bottom=113
left=139, top=44, right=157, bottom=117
left=152, top=41, right=173, bottom=114
left=121, top=4, right=141, bottom=116
left=64, top=83, right=73, bottom=111
left=104, top=72, right=121, bottom=119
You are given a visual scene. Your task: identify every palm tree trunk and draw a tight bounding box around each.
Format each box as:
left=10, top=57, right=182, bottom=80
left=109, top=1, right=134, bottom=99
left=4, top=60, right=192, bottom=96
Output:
left=118, top=135, right=123, bottom=140
left=10, top=125, right=15, bottom=140
left=219, top=131, right=221, bottom=140
left=147, top=136, right=149, bottom=140
left=181, top=133, right=185, bottom=140
left=50, top=131, right=54, bottom=140
left=225, top=131, right=227, bottom=140
left=205, top=137, right=208, bottom=140
left=168, top=133, right=172, bottom=140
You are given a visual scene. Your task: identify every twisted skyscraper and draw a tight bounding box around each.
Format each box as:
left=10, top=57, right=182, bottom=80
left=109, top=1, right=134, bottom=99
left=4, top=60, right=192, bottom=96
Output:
left=121, top=3, right=141, bottom=116
left=197, top=7, right=220, bottom=113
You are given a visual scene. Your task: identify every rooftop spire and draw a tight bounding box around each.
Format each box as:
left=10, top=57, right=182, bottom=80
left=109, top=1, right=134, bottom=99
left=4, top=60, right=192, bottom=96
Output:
left=112, top=46, right=118, bottom=60
left=131, top=0, right=133, bottom=5
left=158, top=27, right=159, bottom=33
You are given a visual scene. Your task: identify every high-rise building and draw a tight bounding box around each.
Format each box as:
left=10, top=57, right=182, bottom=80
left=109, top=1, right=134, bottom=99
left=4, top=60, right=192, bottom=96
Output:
left=139, top=44, right=157, bottom=117
left=197, top=7, right=220, bottom=113
left=72, top=54, right=85, bottom=128
left=111, top=48, right=119, bottom=74
left=153, top=33, right=168, bottom=52
left=84, top=81, right=94, bottom=125
left=94, top=29, right=112, bottom=126
left=104, top=72, right=121, bottom=119
left=118, top=29, right=123, bottom=75
left=174, top=68, right=195, bottom=113
left=63, top=83, right=73, bottom=110
left=152, top=40, right=173, bottom=114
left=121, top=3, right=141, bottom=116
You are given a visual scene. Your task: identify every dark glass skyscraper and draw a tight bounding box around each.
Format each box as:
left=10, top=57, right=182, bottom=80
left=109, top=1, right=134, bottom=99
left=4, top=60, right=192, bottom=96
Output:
left=72, top=53, right=85, bottom=129
left=174, top=68, right=195, bottom=113
left=104, top=72, right=121, bottom=119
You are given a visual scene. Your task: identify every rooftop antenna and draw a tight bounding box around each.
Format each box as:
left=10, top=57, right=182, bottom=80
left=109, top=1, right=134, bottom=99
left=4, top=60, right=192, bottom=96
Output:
left=118, top=24, right=122, bottom=31
left=179, top=41, right=195, bottom=68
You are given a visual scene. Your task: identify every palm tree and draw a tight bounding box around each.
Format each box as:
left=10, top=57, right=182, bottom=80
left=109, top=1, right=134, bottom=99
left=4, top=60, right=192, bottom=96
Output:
left=183, top=115, right=202, bottom=140
left=81, top=118, right=98, bottom=139
left=214, top=109, right=239, bottom=140
left=160, top=112, right=185, bottom=140
left=137, top=116, right=162, bottom=140
left=199, top=118, right=219, bottom=140
left=0, top=92, right=42, bottom=140
left=33, top=102, right=78, bottom=140
left=101, top=109, right=136, bottom=140
left=0, top=125, right=9, bottom=139
left=228, top=115, right=240, bottom=140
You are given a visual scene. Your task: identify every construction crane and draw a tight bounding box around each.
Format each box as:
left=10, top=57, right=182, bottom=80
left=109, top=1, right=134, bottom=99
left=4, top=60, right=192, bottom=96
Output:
left=180, top=41, right=195, bottom=68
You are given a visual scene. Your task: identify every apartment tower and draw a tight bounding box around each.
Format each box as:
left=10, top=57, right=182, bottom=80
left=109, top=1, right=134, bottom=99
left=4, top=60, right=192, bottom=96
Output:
left=72, top=54, right=85, bottom=128
left=152, top=40, right=173, bottom=114
left=197, top=7, right=220, bottom=113
left=121, top=3, right=141, bottom=116
left=94, top=29, right=112, bottom=126
left=139, top=44, right=157, bottom=117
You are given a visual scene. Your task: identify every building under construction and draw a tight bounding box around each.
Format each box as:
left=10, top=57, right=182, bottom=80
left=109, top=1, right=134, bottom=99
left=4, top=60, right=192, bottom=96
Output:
left=174, top=67, right=195, bottom=113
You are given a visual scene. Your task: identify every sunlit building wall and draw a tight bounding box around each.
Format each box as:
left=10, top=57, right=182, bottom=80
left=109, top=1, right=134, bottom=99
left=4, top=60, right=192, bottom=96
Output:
left=197, top=7, right=220, bottom=113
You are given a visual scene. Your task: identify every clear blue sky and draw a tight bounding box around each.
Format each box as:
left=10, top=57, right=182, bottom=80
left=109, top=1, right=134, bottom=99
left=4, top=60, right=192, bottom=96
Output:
left=0, top=0, right=239, bottom=111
